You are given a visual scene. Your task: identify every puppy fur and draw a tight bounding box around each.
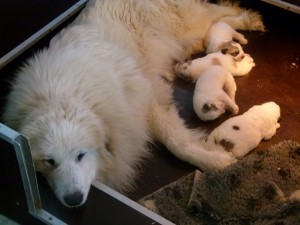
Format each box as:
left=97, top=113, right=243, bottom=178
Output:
left=193, top=65, right=239, bottom=121
left=207, top=102, right=281, bottom=159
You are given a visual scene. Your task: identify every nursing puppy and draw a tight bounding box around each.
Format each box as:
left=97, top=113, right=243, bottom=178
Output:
left=193, top=65, right=239, bottom=121
left=207, top=102, right=281, bottom=159
left=3, top=0, right=265, bottom=207
left=174, top=52, right=255, bottom=82
left=205, top=21, right=248, bottom=61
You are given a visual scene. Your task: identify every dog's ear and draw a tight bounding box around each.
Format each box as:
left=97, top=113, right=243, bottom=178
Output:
left=202, top=103, right=218, bottom=113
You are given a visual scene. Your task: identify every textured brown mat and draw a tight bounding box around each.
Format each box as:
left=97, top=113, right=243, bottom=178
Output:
left=139, top=141, right=300, bottom=225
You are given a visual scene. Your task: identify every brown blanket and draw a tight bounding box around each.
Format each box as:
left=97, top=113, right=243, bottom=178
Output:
left=139, top=141, right=300, bottom=225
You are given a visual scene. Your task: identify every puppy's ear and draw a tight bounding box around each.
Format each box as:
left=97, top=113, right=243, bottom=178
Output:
left=202, top=103, right=211, bottom=113
left=202, top=103, right=218, bottom=113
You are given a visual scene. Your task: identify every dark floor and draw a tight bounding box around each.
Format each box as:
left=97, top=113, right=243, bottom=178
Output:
left=0, top=0, right=299, bottom=205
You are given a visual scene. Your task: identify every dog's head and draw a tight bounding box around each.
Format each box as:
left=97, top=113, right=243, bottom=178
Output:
left=220, top=41, right=245, bottom=61
left=21, top=104, right=112, bottom=207
left=195, top=101, right=226, bottom=121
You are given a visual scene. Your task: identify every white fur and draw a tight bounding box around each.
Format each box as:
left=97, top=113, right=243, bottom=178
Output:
left=174, top=52, right=255, bottom=82
left=3, top=0, right=265, bottom=207
left=193, top=65, right=239, bottom=121
left=207, top=102, right=281, bottom=159
left=205, top=21, right=248, bottom=61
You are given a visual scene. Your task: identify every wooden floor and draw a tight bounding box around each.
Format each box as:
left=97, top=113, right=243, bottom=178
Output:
left=0, top=0, right=299, bottom=205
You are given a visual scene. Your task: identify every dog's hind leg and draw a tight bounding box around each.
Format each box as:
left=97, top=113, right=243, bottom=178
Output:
left=148, top=101, right=237, bottom=171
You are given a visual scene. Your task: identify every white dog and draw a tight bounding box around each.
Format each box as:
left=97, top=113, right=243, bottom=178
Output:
left=206, top=102, right=281, bottom=159
left=3, top=0, right=265, bottom=207
left=174, top=52, right=255, bottom=82
left=193, top=65, right=239, bottom=121
left=205, top=21, right=248, bottom=61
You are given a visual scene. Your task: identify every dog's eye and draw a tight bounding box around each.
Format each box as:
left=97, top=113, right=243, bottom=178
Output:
left=43, top=159, right=56, bottom=167
left=77, top=153, right=86, bottom=162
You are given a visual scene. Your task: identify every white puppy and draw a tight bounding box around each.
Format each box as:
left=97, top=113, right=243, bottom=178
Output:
left=193, top=65, right=239, bottom=121
left=205, top=21, right=248, bottom=61
left=206, top=102, right=281, bottom=158
left=174, top=52, right=255, bottom=82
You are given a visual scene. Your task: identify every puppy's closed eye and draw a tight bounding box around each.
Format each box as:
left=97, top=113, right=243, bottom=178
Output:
left=230, top=50, right=240, bottom=57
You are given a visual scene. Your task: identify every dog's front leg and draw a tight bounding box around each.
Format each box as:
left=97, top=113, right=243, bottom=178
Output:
left=148, top=101, right=237, bottom=171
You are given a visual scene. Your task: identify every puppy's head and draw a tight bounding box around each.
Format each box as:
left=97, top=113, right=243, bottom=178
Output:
left=196, top=101, right=226, bottom=121
left=21, top=104, right=112, bottom=207
left=220, top=41, right=245, bottom=61
left=257, top=102, right=281, bottom=122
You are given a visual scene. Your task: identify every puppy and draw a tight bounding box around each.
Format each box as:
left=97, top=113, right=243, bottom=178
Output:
left=205, top=21, right=248, bottom=61
left=193, top=65, right=239, bottom=121
left=206, top=102, right=281, bottom=158
left=174, top=52, right=255, bottom=82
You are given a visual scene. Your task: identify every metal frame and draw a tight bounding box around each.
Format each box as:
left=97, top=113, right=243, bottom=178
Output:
left=261, top=0, right=300, bottom=14
left=0, top=123, right=66, bottom=225
left=0, top=123, right=174, bottom=225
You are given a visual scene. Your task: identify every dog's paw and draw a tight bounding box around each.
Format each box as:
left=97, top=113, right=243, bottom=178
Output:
left=203, top=150, right=237, bottom=171
left=186, top=142, right=237, bottom=171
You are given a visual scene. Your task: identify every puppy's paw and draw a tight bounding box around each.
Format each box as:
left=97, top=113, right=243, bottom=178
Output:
left=173, top=60, right=192, bottom=74
left=234, top=33, right=248, bottom=45
left=231, top=104, right=239, bottom=115
left=173, top=60, right=197, bottom=82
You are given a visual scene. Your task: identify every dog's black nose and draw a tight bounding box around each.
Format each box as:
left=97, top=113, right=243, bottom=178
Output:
left=64, top=191, right=84, bottom=207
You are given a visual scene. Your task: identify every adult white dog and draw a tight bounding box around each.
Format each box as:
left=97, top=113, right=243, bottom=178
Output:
left=3, top=0, right=265, bottom=207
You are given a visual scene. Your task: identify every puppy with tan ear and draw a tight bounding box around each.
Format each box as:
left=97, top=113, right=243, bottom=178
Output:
left=193, top=65, right=239, bottom=121
left=174, top=52, right=255, bottom=82
left=206, top=102, right=281, bottom=158
left=205, top=21, right=248, bottom=61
